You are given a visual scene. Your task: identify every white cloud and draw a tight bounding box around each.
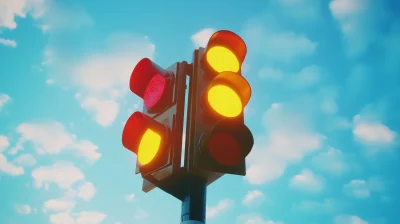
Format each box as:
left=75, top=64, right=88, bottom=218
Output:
left=191, top=28, right=215, bottom=48
left=45, top=33, right=155, bottom=127
left=292, top=199, right=336, bottom=213
left=0, top=0, right=47, bottom=29
left=125, top=194, right=134, bottom=201
left=76, top=211, right=106, bottom=224
left=77, top=182, right=96, bottom=201
left=329, top=0, right=386, bottom=57
left=0, top=93, right=11, bottom=110
left=290, top=169, right=323, bottom=193
left=44, top=199, right=75, bottom=212
left=11, top=121, right=101, bottom=163
left=335, top=215, right=368, bottom=224
left=242, top=21, right=317, bottom=64
left=75, top=95, right=119, bottom=127
left=312, top=147, right=348, bottom=175
left=206, top=199, right=234, bottom=219
left=344, top=177, right=385, bottom=199
left=0, top=38, right=17, bottom=47
left=0, top=135, right=10, bottom=152
left=290, top=65, right=322, bottom=88
left=237, top=213, right=284, bottom=224
left=353, top=114, right=396, bottom=145
left=13, top=153, right=36, bottom=166
left=242, top=190, right=265, bottom=207
left=0, top=153, right=24, bottom=176
left=343, top=180, right=370, bottom=198
left=15, top=204, right=31, bottom=215
left=32, top=162, right=84, bottom=189
left=245, top=103, right=324, bottom=185
left=50, top=212, right=75, bottom=224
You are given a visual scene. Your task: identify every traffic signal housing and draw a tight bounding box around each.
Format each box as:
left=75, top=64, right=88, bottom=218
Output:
left=186, top=30, right=254, bottom=177
left=122, top=58, right=186, bottom=183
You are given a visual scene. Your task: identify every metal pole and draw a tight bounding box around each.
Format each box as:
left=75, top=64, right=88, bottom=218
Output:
left=180, top=175, right=207, bottom=224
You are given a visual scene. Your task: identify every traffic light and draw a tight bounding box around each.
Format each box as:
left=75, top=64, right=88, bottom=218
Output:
left=186, top=30, right=254, bottom=176
left=122, top=58, right=186, bottom=180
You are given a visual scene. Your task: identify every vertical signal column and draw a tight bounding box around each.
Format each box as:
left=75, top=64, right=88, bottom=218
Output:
left=186, top=30, right=254, bottom=177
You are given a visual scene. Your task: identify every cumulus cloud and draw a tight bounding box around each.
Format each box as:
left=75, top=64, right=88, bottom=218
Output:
left=0, top=0, right=47, bottom=29
left=31, top=162, right=84, bottom=189
left=13, top=153, right=36, bottom=166
left=242, top=190, right=265, bottom=207
left=343, top=177, right=385, bottom=199
left=0, top=93, right=11, bottom=111
left=329, top=0, right=387, bottom=58
left=343, top=180, right=370, bottom=198
left=0, top=38, right=17, bottom=47
left=335, top=214, right=368, bottom=224
left=353, top=114, right=396, bottom=146
left=245, top=103, right=324, bottom=185
left=49, top=211, right=105, bottom=224
left=75, top=211, right=106, bottom=224
left=10, top=120, right=101, bottom=163
left=44, top=31, right=155, bottom=127
left=50, top=212, right=75, bottom=224
left=242, top=21, right=317, bottom=64
left=0, top=135, right=10, bottom=152
left=77, top=181, right=96, bottom=201
left=44, top=199, right=76, bottom=212
left=0, top=153, right=24, bottom=176
left=290, top=169, right=323, bottom=193
left=312, top=147, right=348, bottom=175
left=75, top=95, right=119, bottom=127
left=191, top=28, right=215, bottom=48
left=14, top=204, right=31, bottom=215
left=206, top=199, right=234, bottom=219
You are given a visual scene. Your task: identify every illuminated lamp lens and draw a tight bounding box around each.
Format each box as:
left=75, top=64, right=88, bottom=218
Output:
left=138, top=129, right=161, bottom=165
left=207, top=85, right=242, bottom=117
left=207, top=132, right=241, bottom=166
left=206, top=46, right=240, bottom=73
left=143, top=74, right=167, bottom=109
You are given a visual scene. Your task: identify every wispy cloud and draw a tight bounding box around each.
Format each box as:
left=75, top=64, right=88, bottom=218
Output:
left=206, top=199, right=234, bottom=219
left=0, top=38, right=17, bottom=47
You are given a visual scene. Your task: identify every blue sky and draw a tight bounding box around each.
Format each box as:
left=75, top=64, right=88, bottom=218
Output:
left=0, top=0, right=399, bottom=223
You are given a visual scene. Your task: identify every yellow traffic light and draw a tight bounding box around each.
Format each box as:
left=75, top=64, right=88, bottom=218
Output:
left=207, top=85, right=242, bottom=117
left=138, top=129, right=162, bottom=165
left=205, top=46, right=239, bottom=73
left=203, top=30, right=247, bottom=75
left=204, top=71, right=251, bottom=118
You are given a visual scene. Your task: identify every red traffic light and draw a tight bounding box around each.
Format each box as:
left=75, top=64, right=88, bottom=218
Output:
left=130, top=58, right=172, bottom=111
left=122, top=112, right=169, bottom=166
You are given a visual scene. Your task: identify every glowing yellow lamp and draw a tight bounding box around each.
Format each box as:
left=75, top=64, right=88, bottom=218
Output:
left=138, top=129, right=161, bottom=165
left=207, top=85, right=243, bottom=117
left=206, top=46, right=240, bottom=73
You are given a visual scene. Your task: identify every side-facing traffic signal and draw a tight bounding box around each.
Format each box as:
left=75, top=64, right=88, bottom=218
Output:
left=186, top=30, right=254, bottom=176
left=122, top=58, right=185, bottom=180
